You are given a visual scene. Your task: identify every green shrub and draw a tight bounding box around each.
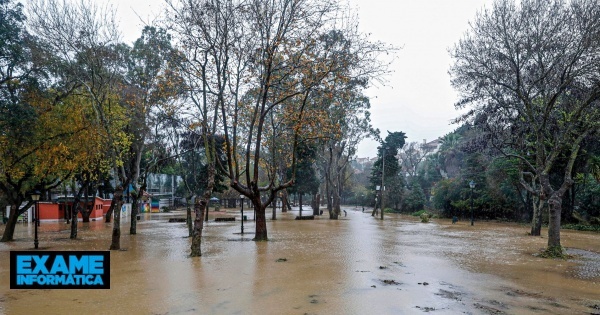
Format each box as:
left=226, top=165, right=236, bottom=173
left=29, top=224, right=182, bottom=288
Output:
left=403, top=180, right=426, bottom=213
left=432, top=179, right=463, bottom=217
left=562, top=224, right=600, bottom=232
left=420, top=213, right=430, bottom=223
left=412, top=209, right=427, bottom=217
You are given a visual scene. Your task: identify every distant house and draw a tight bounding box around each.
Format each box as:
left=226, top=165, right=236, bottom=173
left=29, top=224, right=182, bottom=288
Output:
left=355, top=157, right=376, bottom=165
left=422, top=138, right=442, bottom=154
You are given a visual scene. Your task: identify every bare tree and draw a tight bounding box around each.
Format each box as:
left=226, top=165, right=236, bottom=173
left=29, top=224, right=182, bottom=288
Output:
left=399, top=141, right=435, bottom=178
left=168, top=0, right=244, bottom=255
left=169, top=0, right=394, bottom=245
left=450, top=0, right=600, bottom=256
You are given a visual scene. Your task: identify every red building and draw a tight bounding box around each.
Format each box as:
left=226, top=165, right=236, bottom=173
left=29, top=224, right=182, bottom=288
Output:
left=38, top=197, right=112, bottom=222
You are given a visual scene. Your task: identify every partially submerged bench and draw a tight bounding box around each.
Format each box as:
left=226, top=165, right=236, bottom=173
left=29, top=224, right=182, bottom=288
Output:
left=295, top=215, right=314, bottom=220
left=215, top=217, right=235, bottom=222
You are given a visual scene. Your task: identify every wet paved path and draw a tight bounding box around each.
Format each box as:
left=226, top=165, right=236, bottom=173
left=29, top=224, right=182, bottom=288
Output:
left=1, top=207, right=598, bottom=314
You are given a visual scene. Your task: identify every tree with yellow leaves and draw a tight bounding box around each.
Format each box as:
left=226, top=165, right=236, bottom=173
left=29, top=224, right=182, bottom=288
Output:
left=0, top=0, right=110, bottom=241
left=26, top=0, right=133, bottom=249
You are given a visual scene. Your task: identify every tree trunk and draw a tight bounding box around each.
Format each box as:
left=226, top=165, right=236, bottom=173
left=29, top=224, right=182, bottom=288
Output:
left=330, top=191, right=340, bottom=220
left=282, top=190, right=290, bottom=212
left=530, top=198, right=544, bottom=236
left=326, top=182, right=335, bottom=219
left=130, top=187, right=141, bottom=235
left=371, top=196, right=378, bottom=217
left=190, top=196, right=207, bottom=256
left=110, top=186, right=125, bottom=250
left=191, top=162, right=215, bottom=257
left=70, top=203, right=80, bottom=239
left=105, top=196, right=116, bottom=223
left=70, top=182, right=88, bottom=238
left=253, top=198, right=268, bottom=241
left=82, top=187, right=90, bottom=223
left=272, top=196, right=277, bottom=220
left=312, top=194, right=320, bottom=216
left=282, top=193, right=287, bottom=213
left=332, top=187, right=341, bottom=219
left=327, top=190, right=338, bottom=220
left=66, top=203, right=71, bottom=224
left=539, top=169, right=572, bottom=255
left=299, top=194, right=303, bottom=217
left=204, top=197, right=209, bottom=222
left=63, top=202, right=69, bottom=222
left=187, top=206, right=193, bottom=237
left=186, top=197, right=193, bottom=237
left=0, top=204, right=20, bottom=242
left=81, top=208, right=91, bottom=223
left=547, top=194, right=563, bottom=250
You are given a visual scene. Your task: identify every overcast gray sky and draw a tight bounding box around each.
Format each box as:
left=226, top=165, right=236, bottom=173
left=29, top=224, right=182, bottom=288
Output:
left=105, top=0, right=495, bottom=157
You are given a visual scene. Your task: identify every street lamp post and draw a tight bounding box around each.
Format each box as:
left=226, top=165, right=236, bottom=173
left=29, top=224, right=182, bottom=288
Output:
left=31, top=190, right=41, bottom=249
left=240, top=195, right=245, bottom=234
left=469, top=180, right=475, bottom=226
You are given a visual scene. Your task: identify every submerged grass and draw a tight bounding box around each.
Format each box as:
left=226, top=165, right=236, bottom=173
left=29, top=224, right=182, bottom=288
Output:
left=538, top=246, right=573, bottom=259
left=562, top=224, right=600, bottom=232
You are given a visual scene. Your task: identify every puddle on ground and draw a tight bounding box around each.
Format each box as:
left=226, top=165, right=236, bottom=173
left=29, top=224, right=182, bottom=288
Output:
left=0, top=209, right=598, bottom=314
left=566, top=248, right=600, bottom=280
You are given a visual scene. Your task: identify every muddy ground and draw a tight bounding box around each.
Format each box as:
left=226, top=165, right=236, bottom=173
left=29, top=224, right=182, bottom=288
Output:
left=0, top=207, right=598, bottom=314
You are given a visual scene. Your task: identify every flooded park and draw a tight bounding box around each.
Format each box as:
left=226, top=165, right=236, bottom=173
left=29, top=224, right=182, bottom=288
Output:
left=0, top=207, right=599, bottom=315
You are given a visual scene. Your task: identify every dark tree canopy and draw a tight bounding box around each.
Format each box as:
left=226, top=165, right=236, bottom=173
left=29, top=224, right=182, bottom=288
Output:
left=287, top=142, right=319, bottom=196
left=178, top=132, right=228, bottom=196
left=370, top=131, right=406, bottom=191
left=449, top=0, right=600, bottom=255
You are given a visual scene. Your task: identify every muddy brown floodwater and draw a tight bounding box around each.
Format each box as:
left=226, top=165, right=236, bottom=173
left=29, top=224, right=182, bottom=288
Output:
left=1, top=207, right=599, bottom=315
